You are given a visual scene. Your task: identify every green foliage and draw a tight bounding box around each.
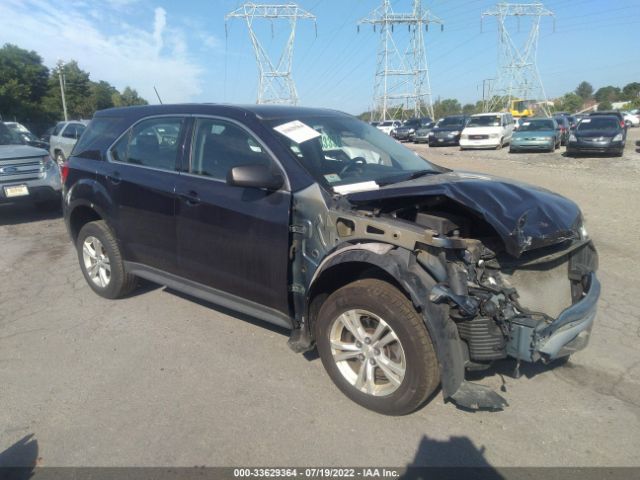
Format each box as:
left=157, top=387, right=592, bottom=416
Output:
left=598, top=100, right=613, bottom=111
left=462, top=103, right=477, bottom=115
left=114, top=87, right=148, bottom=107
left=622, top=82, right=640, bottom=101
left=594, top=85, right=621, bottom=103
left=0, top=43, right=51, bottom=126
left=554, top=93, right=583, bottom=114
left=432, top=98, right=461, bottom=119
left=0, top=43, right=148, bottom=131
left=574, top=81, right=593, bottom=100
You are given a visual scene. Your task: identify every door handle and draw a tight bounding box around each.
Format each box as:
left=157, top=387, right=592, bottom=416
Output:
left=179, top=190, right=201, bottom=206
left=107, top=172, right=121, bottom=185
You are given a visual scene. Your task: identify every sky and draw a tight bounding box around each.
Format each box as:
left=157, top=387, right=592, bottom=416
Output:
left=0, top=0, right=639, bottom=115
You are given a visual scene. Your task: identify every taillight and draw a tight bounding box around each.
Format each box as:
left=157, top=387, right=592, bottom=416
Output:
left=61, top=162, right=70, bottom=183
left=620, top=121, right=625, bottom=128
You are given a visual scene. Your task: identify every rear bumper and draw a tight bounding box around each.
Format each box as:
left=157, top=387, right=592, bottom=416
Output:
left=0, top=166, right=62, bottom=204
left=0, top=185, right=61, bottom=204
left=507, top=273, right=600, bottom=362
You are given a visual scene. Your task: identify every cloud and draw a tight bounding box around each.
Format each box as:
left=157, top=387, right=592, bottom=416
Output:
left=0, top=0, right=206, bottom=104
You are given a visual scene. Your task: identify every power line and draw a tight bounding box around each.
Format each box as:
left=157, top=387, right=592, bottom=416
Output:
left=225, top=3, right=317, bottom=105
left=359, top=0, right=444, bottom=121
left=482, top=2, right=554, bottom=116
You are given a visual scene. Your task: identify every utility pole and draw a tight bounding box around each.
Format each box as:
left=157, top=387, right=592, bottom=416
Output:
left=481, top=78, right=495, bottom=112
left=225, top=3, right=316, bottom=105
left=482, top=2, right=554, bottom=116
left=359, top=0, right=443, bottom=122
left=57, top=60, right=68, bottom=121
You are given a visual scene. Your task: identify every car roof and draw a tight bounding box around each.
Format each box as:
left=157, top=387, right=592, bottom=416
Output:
left=471, top=112, right=505, bottom=116
left=94, top=104, right=349, bottom=122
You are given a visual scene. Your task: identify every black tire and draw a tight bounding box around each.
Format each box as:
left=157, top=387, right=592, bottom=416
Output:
left=495, top=138, right=503, bottom=150
left=76, top=220, right=137, bottom=299
left=316, top=279, right=440, bottom=415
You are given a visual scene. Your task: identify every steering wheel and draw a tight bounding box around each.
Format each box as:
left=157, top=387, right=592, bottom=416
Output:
left=339, top=157, right=368, bottom=177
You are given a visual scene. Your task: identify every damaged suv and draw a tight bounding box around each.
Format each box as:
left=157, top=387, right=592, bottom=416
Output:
left=63, top=105, right=600, bottom=415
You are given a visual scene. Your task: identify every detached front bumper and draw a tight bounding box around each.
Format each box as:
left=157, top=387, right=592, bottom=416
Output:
left=507, top=272, right=600, bottom=362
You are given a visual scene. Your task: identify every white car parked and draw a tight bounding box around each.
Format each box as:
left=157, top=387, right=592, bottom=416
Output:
left=49, top=120, right=89, bottom=164
left=376, top=120, right=402, bottom=136
left=623, top=111, right=639, bottom=127
left=460, top=112, right=515, bottom=150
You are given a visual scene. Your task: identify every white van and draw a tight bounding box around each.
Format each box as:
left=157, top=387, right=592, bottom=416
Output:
left=459, top=112, right=515, bottom=149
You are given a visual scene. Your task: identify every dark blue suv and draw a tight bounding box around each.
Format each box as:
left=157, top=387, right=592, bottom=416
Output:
left=63, top=104, right=600, bottom=415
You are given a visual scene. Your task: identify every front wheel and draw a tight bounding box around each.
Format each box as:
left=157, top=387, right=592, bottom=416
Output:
left=76, top=220, right=137, bottom=299
left=316, top=279, right=440, bottom=415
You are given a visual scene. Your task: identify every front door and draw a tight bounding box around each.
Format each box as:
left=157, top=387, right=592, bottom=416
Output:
left=174, top=117, right=291, bottom=315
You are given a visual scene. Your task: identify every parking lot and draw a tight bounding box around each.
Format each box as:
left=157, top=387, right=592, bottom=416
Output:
left=1, top=129, right=639, bottom=468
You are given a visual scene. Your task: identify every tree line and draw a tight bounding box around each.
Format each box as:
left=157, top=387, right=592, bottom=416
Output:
left=0, top=43, right=148, bottom=135
left=359, top=81, right=640, bottom=121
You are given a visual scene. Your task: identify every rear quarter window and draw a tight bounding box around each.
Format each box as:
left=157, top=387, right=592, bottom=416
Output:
left=72, top=117, right=130, bottom=160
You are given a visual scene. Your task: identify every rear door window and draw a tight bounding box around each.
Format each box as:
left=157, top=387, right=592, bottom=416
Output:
left=110, top=117, right=185, bottom=171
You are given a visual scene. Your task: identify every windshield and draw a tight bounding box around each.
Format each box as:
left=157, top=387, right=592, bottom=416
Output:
left=467, top=115, right=501, bottom=127
left=267, top=115, right=443, bottom=192
left=436, top=117, right=465, bottom=128
left=577, top=117, right=619, bottom=131
left=519, top=119, right=555, bottom=131
left=0, top=123, right=23, bottom=145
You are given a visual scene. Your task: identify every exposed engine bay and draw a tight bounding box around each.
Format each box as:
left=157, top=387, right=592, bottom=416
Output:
left=289, top=171, right=600, bottom=411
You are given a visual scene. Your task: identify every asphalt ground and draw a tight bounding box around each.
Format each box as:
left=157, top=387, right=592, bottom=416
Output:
left=1, top=128, right=639, bottom=468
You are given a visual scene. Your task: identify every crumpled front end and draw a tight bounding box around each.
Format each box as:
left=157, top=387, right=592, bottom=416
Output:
left=453, top=238, right=600, bottom=367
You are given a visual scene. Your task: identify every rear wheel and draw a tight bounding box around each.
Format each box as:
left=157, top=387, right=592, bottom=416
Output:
left=316, top=279, right=439, bottom=415
left=76, top=220, right=137, bottom=299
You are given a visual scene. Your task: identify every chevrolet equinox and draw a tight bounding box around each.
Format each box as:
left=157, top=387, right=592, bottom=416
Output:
left=63, top=104, right=600, bottom=415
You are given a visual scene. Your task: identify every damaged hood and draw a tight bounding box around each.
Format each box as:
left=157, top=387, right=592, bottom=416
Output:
left=346, top=171, right=582, bottom=258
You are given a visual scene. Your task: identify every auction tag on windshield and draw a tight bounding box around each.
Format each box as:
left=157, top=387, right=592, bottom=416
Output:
left=581, top=118, right=591, bottom=123
left=273, top=120, right=321, bottom=144
left=522, top=122, right=530, bottom=126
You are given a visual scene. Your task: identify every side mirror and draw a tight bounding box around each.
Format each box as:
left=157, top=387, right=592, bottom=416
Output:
left=227, top=164, right=284, bottom=191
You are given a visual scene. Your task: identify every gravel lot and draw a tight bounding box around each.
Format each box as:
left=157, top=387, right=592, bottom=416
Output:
left=1, top=129, right=639, bottom=468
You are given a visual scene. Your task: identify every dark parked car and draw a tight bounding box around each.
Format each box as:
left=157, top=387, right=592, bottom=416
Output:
left=552, top=115, right=571, bottom=145
left=63, top=104, right=600, bottom=415
left=394, top=117, right=432, bottom=142
left=4, top=122, right=50, bottom=150
left=567, top=115, right=625, bottom=157
left=427, top=115, right=469, bottom=146
left=589, top=111, right=626, bottom=129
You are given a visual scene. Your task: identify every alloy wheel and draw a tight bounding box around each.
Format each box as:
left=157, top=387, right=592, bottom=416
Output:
left=329, top=309, right=406, bottom=396
left=82, top=236, right=111, bottom=288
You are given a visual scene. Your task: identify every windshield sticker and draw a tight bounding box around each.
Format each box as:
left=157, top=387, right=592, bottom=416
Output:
left=333, top=181, right=380, bottom=195
left=522, top=122, right=530, bottom=126
left=273, top=120, right=321, bottom=144
left=324, top=173, right=341, bottom=183
left=581, top=118, right=591, bottom=123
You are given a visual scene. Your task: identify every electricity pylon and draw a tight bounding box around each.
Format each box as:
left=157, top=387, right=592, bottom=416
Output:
left=226, top=3, right=316, bottom=105
left=359, top=0, right=443, bottom=122
left=482, top=2, right=554, bottom=116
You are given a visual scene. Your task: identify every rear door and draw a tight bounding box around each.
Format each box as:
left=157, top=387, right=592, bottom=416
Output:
left=174, top=116, right=291, bottom=314
left=96, top=115, right=188, bottom=274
